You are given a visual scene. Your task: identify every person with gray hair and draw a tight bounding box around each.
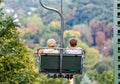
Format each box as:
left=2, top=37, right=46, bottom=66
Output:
left=43, top=38, right=59, bottom=53
left=36, top=38, right=59, bottom=54
left=47, top=38, right=56, bottom=48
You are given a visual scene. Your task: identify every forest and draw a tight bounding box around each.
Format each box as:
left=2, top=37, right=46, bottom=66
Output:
left=0, top=0, right=113, bottom=84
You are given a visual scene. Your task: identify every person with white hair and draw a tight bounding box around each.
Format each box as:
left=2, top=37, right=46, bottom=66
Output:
left=36, top=38, right=59, bottom=54
left=43, top=38, right=59, bottom=53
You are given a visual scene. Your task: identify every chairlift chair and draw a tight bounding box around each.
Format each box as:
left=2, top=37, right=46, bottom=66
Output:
left=36, top=48, right=85, bottom=79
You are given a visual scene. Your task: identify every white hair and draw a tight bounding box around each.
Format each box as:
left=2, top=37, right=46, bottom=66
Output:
left=47, top=38, right=56, bottom=46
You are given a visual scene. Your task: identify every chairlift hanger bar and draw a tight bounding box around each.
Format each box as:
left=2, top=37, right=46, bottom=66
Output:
left=39, top=0, right=64, bottom=76
left=61, top=0, right=63, bottom=13
left=39, top=0, right=64, bottom=49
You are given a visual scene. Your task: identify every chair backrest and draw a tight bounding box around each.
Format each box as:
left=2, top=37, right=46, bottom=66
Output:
left=39, top=53, right=83, bottom=74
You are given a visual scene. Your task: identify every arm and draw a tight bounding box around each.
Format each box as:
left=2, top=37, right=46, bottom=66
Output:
left=35, top=49, right=44, bottom=54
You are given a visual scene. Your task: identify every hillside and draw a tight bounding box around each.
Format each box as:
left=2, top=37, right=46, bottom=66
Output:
left=3, top=0, right=113, bottom=56
left=4, top=0, right=113, bottom=25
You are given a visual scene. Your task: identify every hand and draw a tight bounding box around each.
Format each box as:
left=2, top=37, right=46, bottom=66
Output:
left=35, top=49, right=43, bottom=54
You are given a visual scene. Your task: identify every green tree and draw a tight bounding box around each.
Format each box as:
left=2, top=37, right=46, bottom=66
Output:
left=0, top=0, right=3, bottom=3
left=37, top=74, right=70, bottom=84
left=80, top=74, right=92, bottom=84
left=94, top=57, right=113, bottom=74
left=0, top=7, right=69, bottom=84
left=97, top=70, right=113, bottom=84
left=39, top=21, right=60, bottom=46
left=0, top=8, right=38, bottom=83
left=88, top=57, right=113, bottom=83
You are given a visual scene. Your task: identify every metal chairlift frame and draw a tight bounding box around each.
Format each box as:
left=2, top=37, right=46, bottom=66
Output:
left=38, top=0, right=85, bottom=77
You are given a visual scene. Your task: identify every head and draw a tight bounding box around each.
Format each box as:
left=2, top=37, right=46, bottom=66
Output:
left=69, top=38, right=77, bottom=47
left=47, top=38, right=56, bottom=48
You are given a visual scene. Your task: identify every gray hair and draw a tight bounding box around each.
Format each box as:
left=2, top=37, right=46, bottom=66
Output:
left=47, top=38, right=56, bottom=46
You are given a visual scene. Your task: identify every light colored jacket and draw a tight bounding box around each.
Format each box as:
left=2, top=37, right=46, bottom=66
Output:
left=65, top=47, right=83, bottom=54
left=43, top=48, right=59, bottom=53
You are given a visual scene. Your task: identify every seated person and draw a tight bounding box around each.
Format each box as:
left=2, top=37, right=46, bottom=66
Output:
left=36, top=38, right=59, bottom=54
left=65, top=38, right=85, bottom=64
left=64, top=38, right=85, bottom=78
left=43, top=38, right=59, bottom=53
left=65, top=38, right=83, bottom=54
